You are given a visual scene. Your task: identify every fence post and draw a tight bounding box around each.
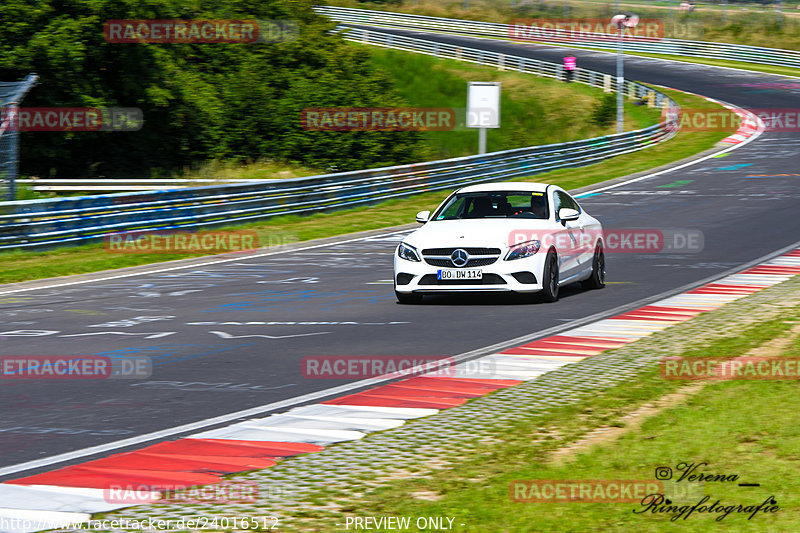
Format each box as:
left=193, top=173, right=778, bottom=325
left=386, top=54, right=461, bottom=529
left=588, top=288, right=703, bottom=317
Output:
left=1, top=73, right=37, bottom=202
left=603, top=74, right=612, bottom=93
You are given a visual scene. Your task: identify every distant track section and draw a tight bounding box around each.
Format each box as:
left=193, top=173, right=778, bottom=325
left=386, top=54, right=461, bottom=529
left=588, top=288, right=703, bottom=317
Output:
left=315, top=5, right=800, bottom=70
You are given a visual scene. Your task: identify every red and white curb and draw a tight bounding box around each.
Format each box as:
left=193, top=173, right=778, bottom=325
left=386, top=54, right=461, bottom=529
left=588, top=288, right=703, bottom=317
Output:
left=719, top=105, right=762, bottom=144
left=652, top=86, right=765, bottom=146
left=1, top=250, right=798, bottom=532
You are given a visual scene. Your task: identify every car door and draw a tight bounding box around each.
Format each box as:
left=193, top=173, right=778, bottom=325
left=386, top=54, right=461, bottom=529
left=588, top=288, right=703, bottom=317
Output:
left=551, top=190, right=581, bottom=280
left=563, top=192, right=597, bottom=275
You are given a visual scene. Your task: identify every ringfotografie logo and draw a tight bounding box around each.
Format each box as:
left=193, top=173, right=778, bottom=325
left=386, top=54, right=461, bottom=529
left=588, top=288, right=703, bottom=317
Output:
left=636, top=462, right=778, bottom=522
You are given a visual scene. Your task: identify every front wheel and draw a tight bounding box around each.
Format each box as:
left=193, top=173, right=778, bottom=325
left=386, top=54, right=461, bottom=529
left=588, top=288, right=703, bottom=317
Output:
left=396, top=291, right=423, bottom=304
left=581, top=243, right=606, bottom=290
left=537, top=251, right=559, bottom=303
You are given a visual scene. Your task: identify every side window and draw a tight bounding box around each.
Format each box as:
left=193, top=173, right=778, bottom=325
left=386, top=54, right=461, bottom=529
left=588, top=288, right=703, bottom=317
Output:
left=563, top=192, right=581, bottom=212
left=554, top=191, right=580, bottom=219
left=437, top=198, right=462, bottom=220
left=552, top=191, right=562, bottom=219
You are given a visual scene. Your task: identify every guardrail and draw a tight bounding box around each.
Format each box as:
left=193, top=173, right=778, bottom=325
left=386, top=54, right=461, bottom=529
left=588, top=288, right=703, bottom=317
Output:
left=16, top=178, right=278, bottom=192
left=314, top=5, right=800, bottom=70
left=0, top=29, right=677, bottom=251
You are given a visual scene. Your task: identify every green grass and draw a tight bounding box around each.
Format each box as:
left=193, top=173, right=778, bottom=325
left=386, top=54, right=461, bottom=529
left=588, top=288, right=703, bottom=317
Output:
left=367, top=47, right=659, bottom=159
left=0, top=87, right=730, bottom=285
left=318, top=314, right=800, bottom=532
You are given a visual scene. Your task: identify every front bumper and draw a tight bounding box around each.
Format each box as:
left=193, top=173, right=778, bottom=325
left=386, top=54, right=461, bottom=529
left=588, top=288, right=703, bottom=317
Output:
left=394, top=253, right=547, bottom=294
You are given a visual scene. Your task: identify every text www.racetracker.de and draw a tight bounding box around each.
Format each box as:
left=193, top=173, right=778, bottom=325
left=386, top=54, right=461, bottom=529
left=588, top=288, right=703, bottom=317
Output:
left=0, top=516, right=280, bottom=531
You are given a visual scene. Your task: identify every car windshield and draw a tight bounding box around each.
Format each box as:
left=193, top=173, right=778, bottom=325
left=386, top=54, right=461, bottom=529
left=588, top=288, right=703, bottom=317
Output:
left=432, top=191, right=549, bottom=220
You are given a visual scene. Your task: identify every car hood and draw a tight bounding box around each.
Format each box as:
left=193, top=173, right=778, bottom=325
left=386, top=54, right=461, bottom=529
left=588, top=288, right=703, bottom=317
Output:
left=403, top=219, right=558, bottom=250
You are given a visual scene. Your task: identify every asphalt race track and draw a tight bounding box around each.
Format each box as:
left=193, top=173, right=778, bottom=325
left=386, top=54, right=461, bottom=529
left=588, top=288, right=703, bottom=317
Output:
left=1, top=29, right=799, bottom=480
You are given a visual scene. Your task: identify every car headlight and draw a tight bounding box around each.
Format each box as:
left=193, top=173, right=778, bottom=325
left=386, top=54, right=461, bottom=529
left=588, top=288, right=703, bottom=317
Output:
left=504, top=240, right=541, bottom=261
left=397, top=242, right=421, bottom=262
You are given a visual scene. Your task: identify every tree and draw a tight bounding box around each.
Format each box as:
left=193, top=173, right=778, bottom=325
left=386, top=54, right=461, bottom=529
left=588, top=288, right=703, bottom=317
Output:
left=0, top=0, right=425, bottom=176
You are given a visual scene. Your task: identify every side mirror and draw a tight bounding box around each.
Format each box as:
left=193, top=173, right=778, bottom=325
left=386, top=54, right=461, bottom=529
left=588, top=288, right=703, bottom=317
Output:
left=415, top=210, right=430, bottom=224
left=558, top=208, right=580, bottom=222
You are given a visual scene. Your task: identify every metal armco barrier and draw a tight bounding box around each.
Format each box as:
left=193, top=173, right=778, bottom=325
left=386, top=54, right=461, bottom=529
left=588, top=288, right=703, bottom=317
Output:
left=314, top=5, right=800, bottom=70
left=0, top=28, right=678, bottom=251
left=15, top=178, right=276, bottom=192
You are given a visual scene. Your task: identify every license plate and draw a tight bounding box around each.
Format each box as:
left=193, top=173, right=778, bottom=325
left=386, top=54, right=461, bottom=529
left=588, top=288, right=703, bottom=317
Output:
left=437, top=269, right=483, bottom=280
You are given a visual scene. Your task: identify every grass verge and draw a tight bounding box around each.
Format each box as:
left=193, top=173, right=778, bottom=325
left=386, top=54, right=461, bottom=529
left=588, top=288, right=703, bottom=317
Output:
left=0, top=87, right=730, bottom=286
left=310, top=296, right=800, bottom=531
left=367, top=46, right=659, bottom=160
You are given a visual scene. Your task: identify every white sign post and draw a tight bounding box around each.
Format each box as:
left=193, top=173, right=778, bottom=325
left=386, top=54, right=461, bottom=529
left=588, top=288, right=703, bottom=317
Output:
left=611, top=14, right=639, bottom=135
left=467, top=82, right=501, bottom=155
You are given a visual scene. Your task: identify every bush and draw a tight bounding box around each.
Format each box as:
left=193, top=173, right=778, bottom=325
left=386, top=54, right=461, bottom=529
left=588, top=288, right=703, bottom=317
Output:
left=590, top=93, right=616, bottom=128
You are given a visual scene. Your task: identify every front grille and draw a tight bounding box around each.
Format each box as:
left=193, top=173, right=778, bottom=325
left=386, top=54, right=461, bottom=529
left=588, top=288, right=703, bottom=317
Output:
left=424, top=257, right=498, bottom=268
left=422, top=247, right=501, bottom=255
left=418, top=274, right=506, bottom=286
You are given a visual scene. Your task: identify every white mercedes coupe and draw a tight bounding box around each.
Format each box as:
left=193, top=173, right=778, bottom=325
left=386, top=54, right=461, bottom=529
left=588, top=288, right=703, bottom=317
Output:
left=393, top=182, right=605, bottom=304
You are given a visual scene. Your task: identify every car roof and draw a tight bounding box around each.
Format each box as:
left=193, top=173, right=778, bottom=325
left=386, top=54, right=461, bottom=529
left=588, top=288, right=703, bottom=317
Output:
left=455, top=182, right=553, bottom=194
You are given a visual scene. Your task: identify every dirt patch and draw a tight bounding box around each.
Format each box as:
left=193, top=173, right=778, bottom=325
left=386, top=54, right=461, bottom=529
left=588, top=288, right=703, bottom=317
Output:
left=547, top=382, right=705, bottom=465
left=744, top=321, right=800, bottom=357
left=411, top=490, right=443, bottom=501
